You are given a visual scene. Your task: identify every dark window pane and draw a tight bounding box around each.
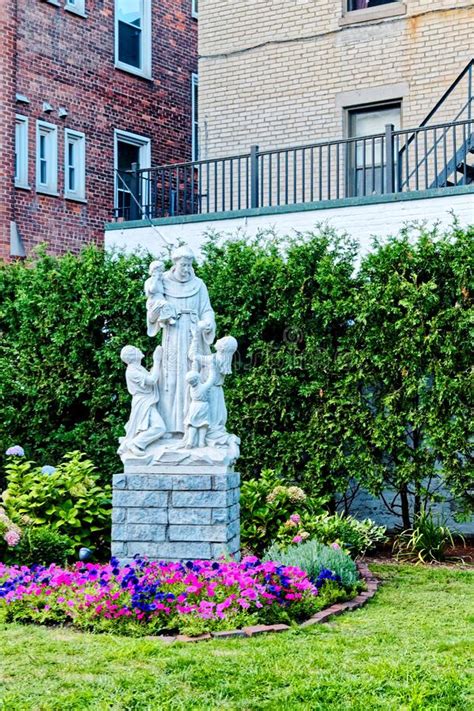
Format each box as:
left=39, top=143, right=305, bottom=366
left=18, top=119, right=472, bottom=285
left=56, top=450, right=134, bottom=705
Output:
left=118, top=21, right=141, bottom=68
left=117, top=141, right=140, bottom=172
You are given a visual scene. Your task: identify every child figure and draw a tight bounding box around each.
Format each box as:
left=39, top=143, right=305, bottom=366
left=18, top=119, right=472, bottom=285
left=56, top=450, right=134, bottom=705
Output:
left=183, top=369, right=215, bottom=449
left=145, top=260, right=177, bottom=337
left=118, top=345, right=166, bottom=457
left=189, top=333, right=238, bottom=439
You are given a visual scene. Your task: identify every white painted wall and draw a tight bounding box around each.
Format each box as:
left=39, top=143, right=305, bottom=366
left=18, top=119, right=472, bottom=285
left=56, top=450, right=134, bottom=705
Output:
left=105, top=192, right=473, bottom=258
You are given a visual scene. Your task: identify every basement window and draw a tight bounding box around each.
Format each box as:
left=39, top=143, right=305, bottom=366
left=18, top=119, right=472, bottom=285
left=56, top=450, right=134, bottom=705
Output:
left=348, top=0, right=398, bottom=9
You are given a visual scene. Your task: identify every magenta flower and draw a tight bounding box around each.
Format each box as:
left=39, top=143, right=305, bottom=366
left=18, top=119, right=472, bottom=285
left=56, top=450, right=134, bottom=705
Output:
left=292, top=535, right=303, bottom=544
left=290, top=514, right=301, bottom=524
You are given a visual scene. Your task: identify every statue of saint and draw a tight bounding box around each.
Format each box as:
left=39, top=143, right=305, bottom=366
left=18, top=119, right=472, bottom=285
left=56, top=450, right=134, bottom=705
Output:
left=147, top=245, right=216, bottom=435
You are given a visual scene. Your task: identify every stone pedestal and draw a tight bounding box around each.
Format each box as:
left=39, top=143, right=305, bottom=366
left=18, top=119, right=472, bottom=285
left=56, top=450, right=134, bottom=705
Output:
left=111, top=465, right=240, bottom=562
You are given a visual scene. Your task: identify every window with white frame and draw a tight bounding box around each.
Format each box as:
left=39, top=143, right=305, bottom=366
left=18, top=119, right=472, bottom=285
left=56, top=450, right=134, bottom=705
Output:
left=64, top=129, right=86, bottom=200
left=348, top=102, right=401, bottom=196
left=15, top=116, right=29, bottom=188
left=65, top=0, right=86, bottom=14
left=192, top=0, right=198, bottom=19
left=114, top=129, right=151, bottom=219
left=36, top=121, right=58, bottom=194
left=348, top=0, right=398, bottom=10
left=115, top=0, right=151, bottom=78
left=192, top=74, right=199, bottom=161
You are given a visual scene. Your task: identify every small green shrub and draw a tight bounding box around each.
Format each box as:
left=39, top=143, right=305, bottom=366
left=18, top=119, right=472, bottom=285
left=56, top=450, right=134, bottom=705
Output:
left=264, top=539, right=359, bottom=588
left=240, top=470, right=327, bottom=556
left=308, top=512, right=387, bottom=556
left=2, top=451, right=111, bottom=553
left=393, top=510, right=461, bottom=564
left=13, top=526, right=74, bottom=567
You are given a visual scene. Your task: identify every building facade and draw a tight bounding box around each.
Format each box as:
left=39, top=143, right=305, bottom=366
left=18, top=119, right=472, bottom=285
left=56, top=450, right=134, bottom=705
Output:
left=198, top=0, right=474, bottom=158
left=0, top=0, right=198, bottom=259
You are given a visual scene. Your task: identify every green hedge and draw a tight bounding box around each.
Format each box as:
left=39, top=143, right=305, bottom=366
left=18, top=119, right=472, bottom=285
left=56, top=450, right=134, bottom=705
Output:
left=0, top=224, right=472, bottom=526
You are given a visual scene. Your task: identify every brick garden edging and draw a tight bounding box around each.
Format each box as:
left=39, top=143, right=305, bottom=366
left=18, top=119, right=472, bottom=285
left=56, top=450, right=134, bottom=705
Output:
left=153, top=560, right=380, bottom=644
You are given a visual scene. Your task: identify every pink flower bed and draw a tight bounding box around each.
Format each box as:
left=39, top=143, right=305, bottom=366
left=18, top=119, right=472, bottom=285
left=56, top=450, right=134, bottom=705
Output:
left=0, top=556, right=320, bottom=635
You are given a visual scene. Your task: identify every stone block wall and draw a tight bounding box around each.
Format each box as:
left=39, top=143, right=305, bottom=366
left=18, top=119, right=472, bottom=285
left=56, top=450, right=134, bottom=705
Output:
left=111, top=466, right=240, bottom=562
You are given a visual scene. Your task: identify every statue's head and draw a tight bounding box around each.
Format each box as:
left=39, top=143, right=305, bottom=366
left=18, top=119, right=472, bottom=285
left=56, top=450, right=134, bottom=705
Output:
left=186, top=370, right=200, bottom=386
left=215, top=336, right=238, bottom=375
left=120, top=345, right=144, bottom=365
left=148, top=260, right=165, bottom=276
left=171, top=245, right=195, bottom=282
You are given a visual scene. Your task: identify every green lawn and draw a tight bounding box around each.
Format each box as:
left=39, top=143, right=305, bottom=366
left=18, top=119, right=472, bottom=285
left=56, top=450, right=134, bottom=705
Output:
left=0, top=564, right=472, bottom=711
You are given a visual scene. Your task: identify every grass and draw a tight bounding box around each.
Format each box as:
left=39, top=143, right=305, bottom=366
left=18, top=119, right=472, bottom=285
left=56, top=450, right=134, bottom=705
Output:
left=0, top=563, right=472, bottom=710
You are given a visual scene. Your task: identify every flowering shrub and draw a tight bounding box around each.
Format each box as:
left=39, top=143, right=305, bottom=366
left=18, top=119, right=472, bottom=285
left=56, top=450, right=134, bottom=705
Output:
left=0, top=507, right=22, bottom=553
left=2, top=451, right=111, bottom=553
left=0, top=557, right=326, bottom=636
left=240, top=470, right=327, bottom=556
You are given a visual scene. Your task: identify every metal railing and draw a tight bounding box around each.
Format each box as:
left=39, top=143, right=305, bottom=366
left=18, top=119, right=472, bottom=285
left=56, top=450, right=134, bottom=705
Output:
left=114, top=117, right=473, bottom=221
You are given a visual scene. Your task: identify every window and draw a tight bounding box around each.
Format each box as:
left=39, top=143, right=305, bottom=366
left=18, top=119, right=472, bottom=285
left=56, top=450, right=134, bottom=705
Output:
left=64, top=129, right=86, bottom=200
left=15, top=116, right=29, bottom=188
left=348, top=103, right=400, bottom=196
left=36, top=121, right=58, bottom=194
left=192, top=0, right=198, bottom=18
left=65, top=0, right=86, bottom=14
left=192, top=74, right=199, bottom=161
left=114, top=129, right=151, bottom=219
left=115, top=0, right=151, bottom=78
left=348, top=0, right=398, bottom=10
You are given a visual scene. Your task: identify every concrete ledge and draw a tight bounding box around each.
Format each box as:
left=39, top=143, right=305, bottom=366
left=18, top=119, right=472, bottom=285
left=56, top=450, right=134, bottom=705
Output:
left=105, top=185, right=474, bottom=232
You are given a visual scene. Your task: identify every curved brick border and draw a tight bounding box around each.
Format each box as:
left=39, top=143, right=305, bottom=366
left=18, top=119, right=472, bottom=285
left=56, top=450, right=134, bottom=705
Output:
left=153, top=560, right=380, bottom=644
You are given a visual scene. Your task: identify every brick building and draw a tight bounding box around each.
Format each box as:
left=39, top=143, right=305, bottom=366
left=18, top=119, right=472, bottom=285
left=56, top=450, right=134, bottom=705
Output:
left=0, top=0, right=198, bottom=259
left=198, top=0, right=473, bottom=158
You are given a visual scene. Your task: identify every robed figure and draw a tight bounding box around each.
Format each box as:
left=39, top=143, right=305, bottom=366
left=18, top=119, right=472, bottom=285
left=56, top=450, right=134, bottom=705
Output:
left=146, top=245, right=216, bottom=434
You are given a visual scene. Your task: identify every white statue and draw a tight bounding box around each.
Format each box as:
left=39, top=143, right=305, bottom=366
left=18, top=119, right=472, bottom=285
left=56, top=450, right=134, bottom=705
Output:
left=189, top=330, right=238, bottom=448
left=145, top=260, right=177, bottom=336
left=119, top=244, right=239, bottom=466
left=118, top=345, right=166, bottom=457
left=149, top=245, right=216, bottom=435
left=182, top=369, right=215, bottom=449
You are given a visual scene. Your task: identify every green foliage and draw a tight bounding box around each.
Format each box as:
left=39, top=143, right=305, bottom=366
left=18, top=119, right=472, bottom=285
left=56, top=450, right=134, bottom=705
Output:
left=341, top=223, right=474, bottom=526
left=2, top=451, right=110, bottom=552
left=240, top=470, right=326, bottom=556
left=308, top=512, right=387, bottom=556
left=0, top=225, right=472, bottom=528
left=393, top=510, right=461, bottom=564
left=0, top=246, right=151, bottom=489
left=264, top=539, right=360, bottom=588
left=12, top=526, right=74, bottom=567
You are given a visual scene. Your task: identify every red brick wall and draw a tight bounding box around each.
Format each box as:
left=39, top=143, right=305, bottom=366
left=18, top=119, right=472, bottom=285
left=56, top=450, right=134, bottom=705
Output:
left=1, top=0, right=197, bottom=257
left=0, top=0, right=16, bottom=260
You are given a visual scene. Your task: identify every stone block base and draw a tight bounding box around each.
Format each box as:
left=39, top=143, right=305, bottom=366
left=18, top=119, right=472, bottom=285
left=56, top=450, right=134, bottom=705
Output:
left=111, top=465, right=240, bottom=562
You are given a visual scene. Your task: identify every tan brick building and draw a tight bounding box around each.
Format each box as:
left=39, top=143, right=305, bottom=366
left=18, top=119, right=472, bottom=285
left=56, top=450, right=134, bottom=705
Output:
left=198, top=0, right=474, bottom=158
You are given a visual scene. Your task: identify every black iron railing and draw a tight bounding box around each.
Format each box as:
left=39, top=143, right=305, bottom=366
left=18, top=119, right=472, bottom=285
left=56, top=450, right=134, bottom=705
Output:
left=114, top=117, right=473, bottom=221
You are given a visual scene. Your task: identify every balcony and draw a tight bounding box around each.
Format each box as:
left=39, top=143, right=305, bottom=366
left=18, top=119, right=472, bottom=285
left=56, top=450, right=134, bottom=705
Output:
left=113, top=118, right=473, bottom=224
